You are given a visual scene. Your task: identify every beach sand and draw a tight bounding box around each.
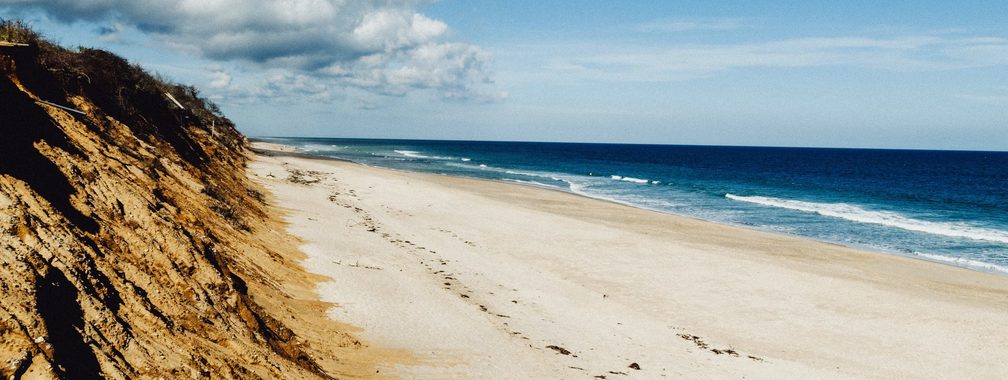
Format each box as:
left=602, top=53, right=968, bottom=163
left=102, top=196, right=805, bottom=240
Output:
left=249, top=142, right=1008, bottom=379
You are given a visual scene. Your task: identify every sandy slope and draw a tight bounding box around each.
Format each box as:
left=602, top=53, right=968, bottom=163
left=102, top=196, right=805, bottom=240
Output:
left=250, top=142, right=1008, bottom=379
left=2, top=38, right=388, bottom=377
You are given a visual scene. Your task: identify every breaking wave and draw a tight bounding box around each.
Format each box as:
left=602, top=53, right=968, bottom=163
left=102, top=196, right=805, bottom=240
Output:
left=726, top=194, right=1008, bottom=244
left=393, top=150, right=455, bottom=160
left=610, top=175, right=659, bottom=184
left=911, top=252, right=1008, bottom=274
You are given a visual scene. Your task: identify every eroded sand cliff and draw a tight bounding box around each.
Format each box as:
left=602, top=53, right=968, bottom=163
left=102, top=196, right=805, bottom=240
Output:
left=0, top=24, right=379, bottom=379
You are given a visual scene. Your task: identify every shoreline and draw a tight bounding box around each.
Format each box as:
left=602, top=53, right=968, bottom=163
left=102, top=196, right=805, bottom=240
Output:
left=252, top=141, right=1008, bottom=277
left=248, top=141, right=1008, bottom=378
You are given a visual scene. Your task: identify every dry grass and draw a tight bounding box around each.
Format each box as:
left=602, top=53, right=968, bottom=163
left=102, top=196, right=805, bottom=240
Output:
left=0, top=19, right=40, bottom=44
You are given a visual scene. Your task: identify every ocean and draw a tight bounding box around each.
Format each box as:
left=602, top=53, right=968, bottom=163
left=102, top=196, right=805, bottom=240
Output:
left=259, top=137, right=1008, bottom=274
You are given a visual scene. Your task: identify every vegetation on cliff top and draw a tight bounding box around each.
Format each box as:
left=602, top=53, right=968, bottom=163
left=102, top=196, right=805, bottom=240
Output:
left=1, top=20, right=367, bottom=378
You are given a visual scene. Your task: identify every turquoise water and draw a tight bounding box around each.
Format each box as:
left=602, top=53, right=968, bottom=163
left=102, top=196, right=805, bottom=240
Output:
left=259, top=137, right=1008, bottom=274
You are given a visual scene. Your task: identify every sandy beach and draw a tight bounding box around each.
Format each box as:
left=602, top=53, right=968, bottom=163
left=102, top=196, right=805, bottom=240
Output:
left=249, top=142, right=1008, bottom=379
left=6, top=6, right=1004, bottom=377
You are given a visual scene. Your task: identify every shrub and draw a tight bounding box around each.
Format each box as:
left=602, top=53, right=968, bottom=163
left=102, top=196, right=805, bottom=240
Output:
left=0, top=19, right=40, bottom=44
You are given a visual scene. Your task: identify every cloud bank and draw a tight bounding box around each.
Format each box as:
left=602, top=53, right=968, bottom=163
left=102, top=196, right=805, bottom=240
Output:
left=2, top=0, right=498, bottom=101
left=540, top=35, right=1008, bottom=82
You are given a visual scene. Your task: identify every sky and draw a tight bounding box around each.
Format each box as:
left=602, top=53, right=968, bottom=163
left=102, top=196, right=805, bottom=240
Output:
left=2, top=1, right=1007, bottom=150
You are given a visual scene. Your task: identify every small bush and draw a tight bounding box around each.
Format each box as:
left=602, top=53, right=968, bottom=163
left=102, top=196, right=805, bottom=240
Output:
left=6, top=19, right=248, bottom=165
left=0, top=19, right=40, bottom=44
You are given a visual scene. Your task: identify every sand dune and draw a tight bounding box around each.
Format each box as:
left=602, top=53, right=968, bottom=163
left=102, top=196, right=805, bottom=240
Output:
left=251, top=142, right=1008, bottom=379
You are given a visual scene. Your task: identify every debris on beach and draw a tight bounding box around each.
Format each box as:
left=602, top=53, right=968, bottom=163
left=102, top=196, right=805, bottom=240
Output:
left=546, top=345, right=572, bottom=355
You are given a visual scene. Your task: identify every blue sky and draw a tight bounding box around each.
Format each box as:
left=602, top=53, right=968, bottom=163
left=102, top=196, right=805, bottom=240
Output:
left=2, top=1, right=1007, bottom=150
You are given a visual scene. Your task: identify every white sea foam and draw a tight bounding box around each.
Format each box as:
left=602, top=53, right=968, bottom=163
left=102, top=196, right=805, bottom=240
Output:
left=393, top=150, right=455, bottom=160
left=610, top=175, right=652, bottom=184
left=561, top=176, right=655, bottom=208
left=461, top=158, right=471, bottom=161
left=505, top=169, right=566, bottom=183
left=393, top=150, right=428, bottom=158
left=912, top=252, right=1008, bottom=274
left=503, top=179, right=563, bottom=189
left=568, top=186, right=637, bottom=207
left=447, top=162, right=569, bottom=184
left=302, top=143, right=346, bottom=153
left=725, top=194, right=1008, bottom=244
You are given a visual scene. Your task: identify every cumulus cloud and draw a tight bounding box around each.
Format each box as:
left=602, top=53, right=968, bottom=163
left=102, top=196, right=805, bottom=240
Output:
left=207, top=70, right=232, bottom=89
left=213, top=71, right=340, bottom=105
left=327, top=43, right=494, bottom=94
left=1, top=0, right=497, bottom=101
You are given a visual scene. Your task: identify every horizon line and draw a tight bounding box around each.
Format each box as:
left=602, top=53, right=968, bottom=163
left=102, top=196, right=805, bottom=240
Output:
left=250, top=136, right=1008, bottom=154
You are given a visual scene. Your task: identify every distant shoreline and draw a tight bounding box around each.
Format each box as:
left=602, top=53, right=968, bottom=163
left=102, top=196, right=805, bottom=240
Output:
left=249, top=141, right=1008, bottom=378
left=251, top=139, right=1008, bottom=276
left=250, top=137, right=1008, bottom=154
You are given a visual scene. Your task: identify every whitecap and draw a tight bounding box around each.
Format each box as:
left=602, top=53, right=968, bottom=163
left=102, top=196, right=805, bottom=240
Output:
left=725, top=194, right=1008, bottom=244
left=394, top=150, right=427, bottom=158
left=393, top=150, right=454, bottom=160
left=505, top=169, right=565, bottom=183
left=503, top=179, right=563, bottom=189
left=610, top=175, right=651, bottom=184
left=912, top=252, right=1008, bottom=274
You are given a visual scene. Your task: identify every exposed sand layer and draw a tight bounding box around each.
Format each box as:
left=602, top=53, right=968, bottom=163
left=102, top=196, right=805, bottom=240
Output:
left=251, top=143, right=1008, bottom=379
left=1, top=38, right=386, bottom=378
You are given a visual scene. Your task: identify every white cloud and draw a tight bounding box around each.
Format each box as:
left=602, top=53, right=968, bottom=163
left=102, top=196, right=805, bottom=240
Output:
left=216, top=71, right=339, bottom=105
left=953, top=94, right=1008, bottom=105
left=2, top=0, right=497, bottom=101
left=207, top=70, right=232, bottom=89
left=351, top=10, right=448, bottom=51
left=536, top=35, right=1008, bottom=82
left=635, top=18, right=745, bottom=33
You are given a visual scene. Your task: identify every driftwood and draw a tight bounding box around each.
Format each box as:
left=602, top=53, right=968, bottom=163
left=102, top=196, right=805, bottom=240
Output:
left=35, top=99, right=86, bottom=115
left=164, top=91, right=185, bottom=110
left=0, top=41, right=31, bottom=47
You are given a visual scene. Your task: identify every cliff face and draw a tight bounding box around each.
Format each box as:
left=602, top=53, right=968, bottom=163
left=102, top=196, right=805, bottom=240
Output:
left=0, top=23, right=368, bottom=378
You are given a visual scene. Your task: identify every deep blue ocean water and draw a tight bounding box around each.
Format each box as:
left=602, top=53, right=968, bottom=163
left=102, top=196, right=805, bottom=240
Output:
left=260, top=137, right=1008, bottom=274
